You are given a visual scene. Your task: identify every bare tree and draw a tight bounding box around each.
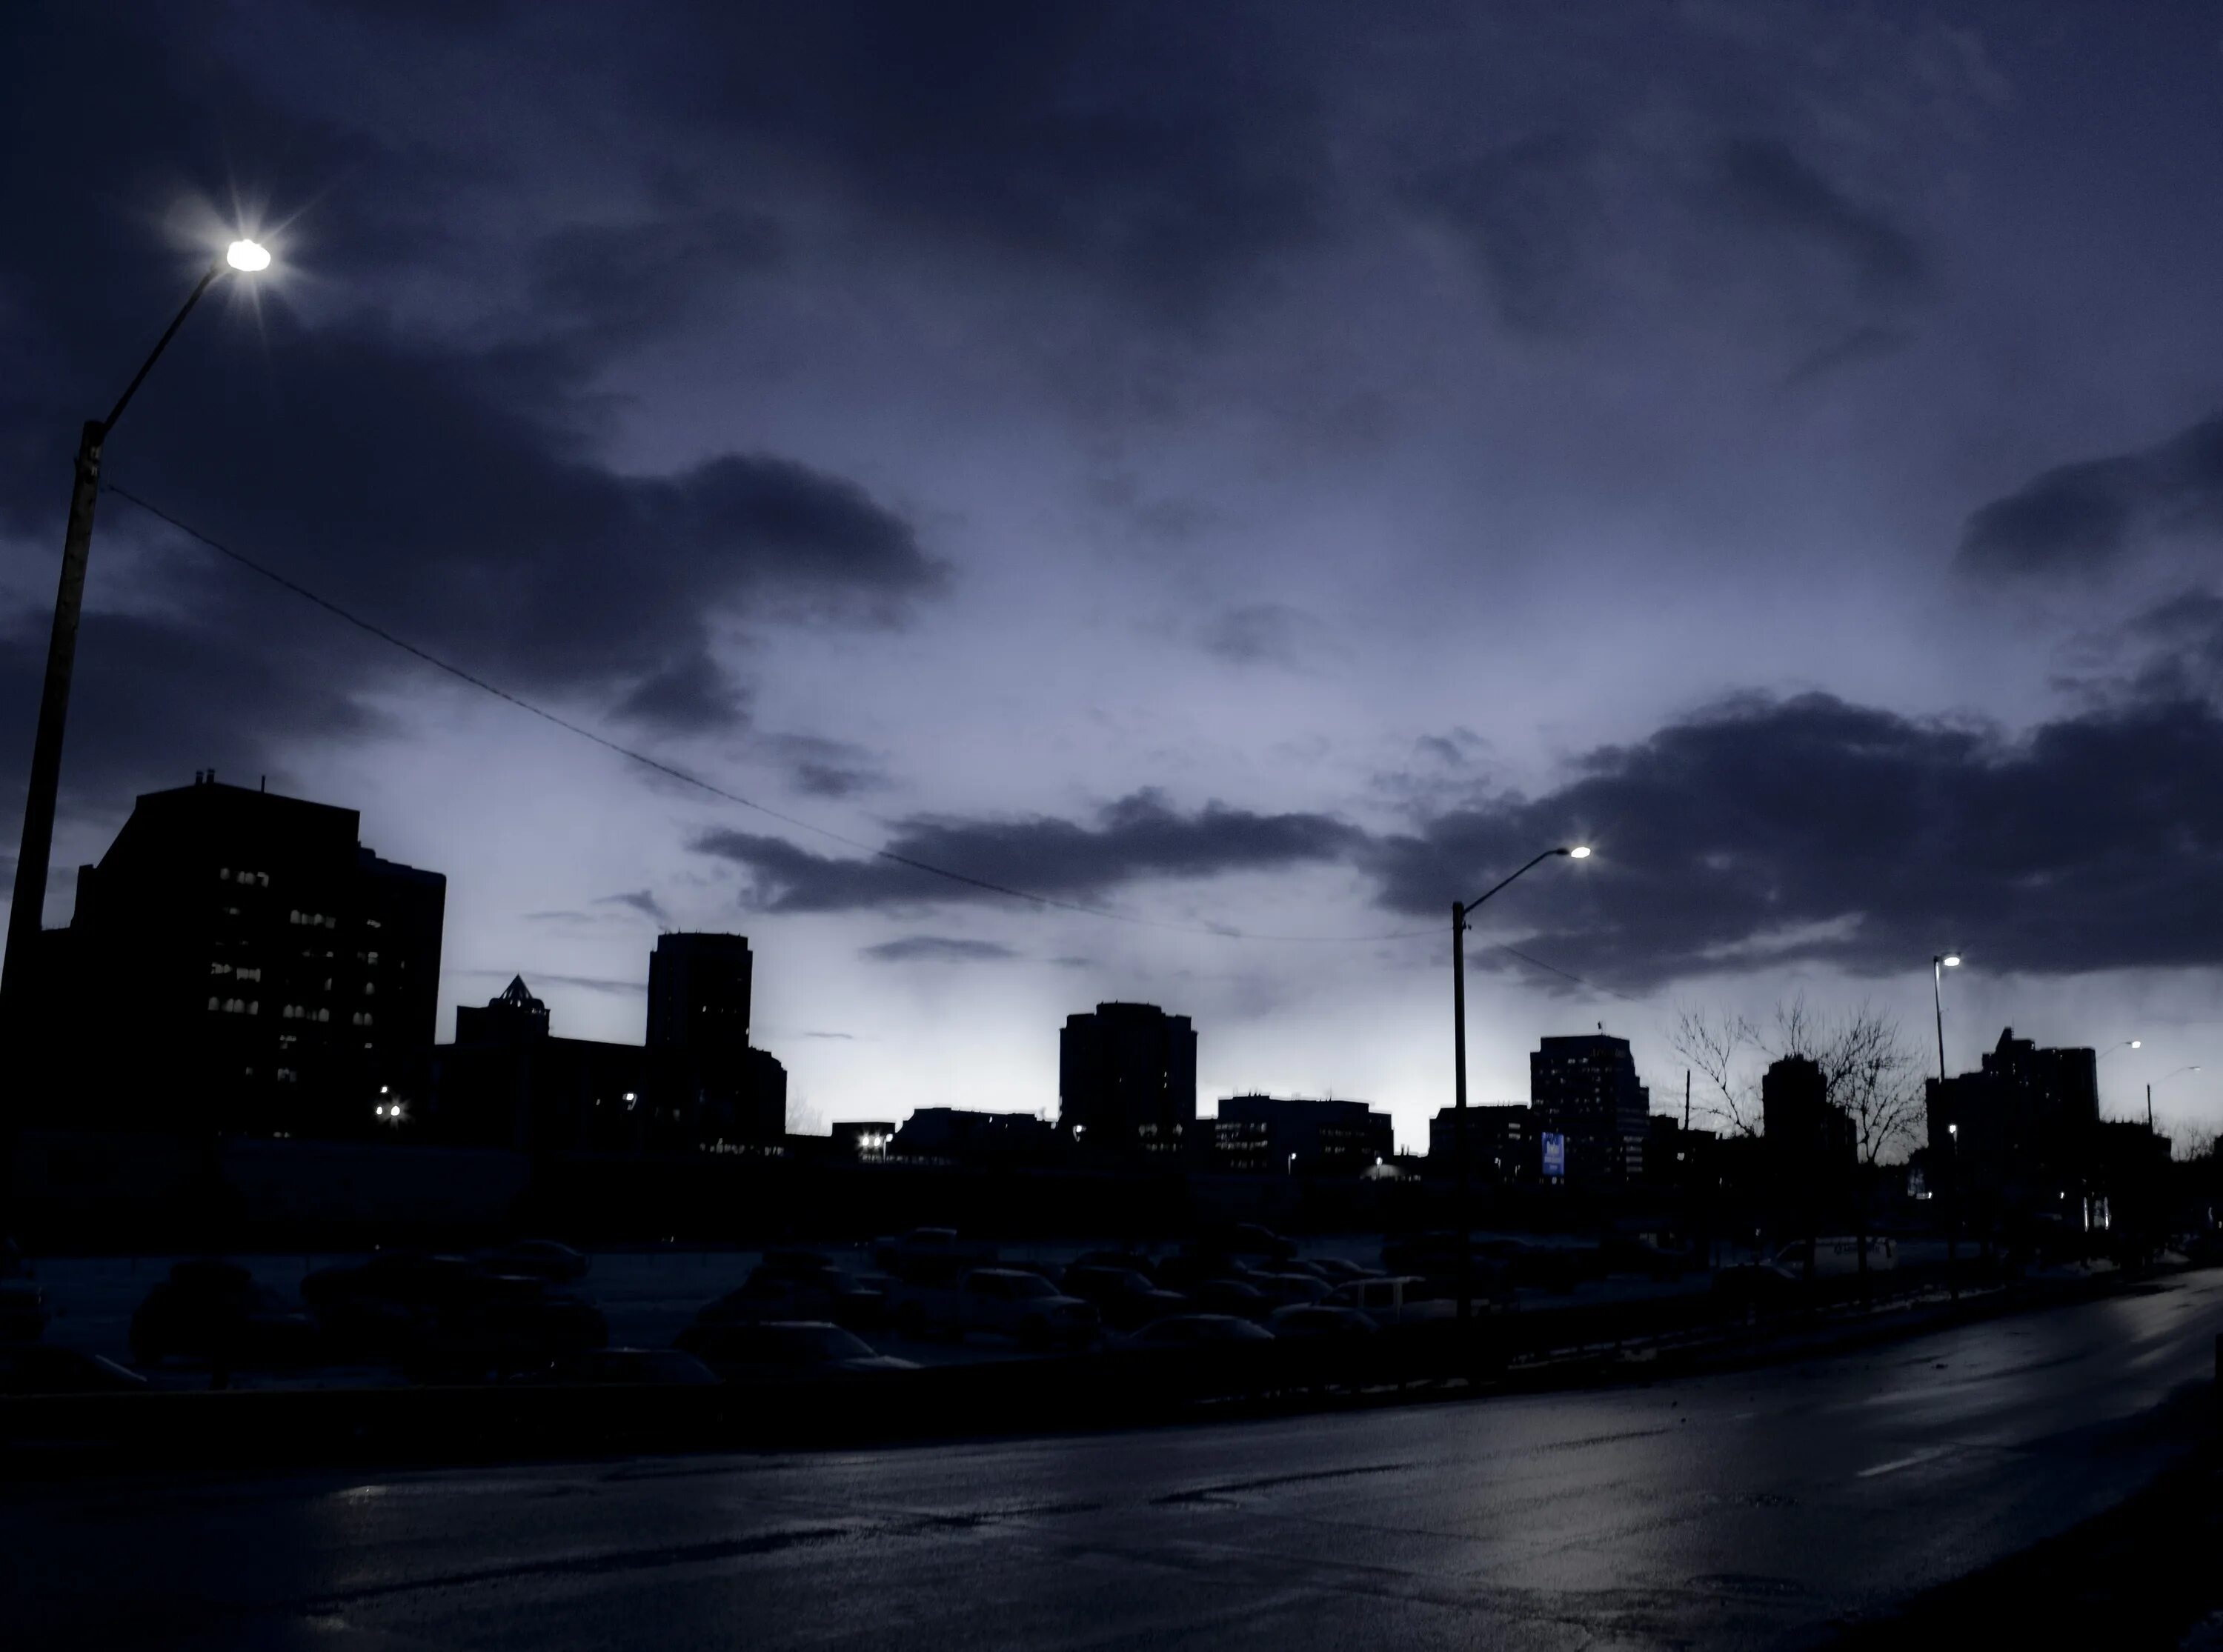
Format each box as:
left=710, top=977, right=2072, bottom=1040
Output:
left=1665, top=1005, right=1765, bottom=1136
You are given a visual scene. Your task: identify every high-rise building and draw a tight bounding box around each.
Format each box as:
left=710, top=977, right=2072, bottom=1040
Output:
left=1925, top=1027, right=2099, bottom=1218
left=50, top=773, right=443, bottom=1136
left=647, top=932, right=752, bottom=1056
left=1058, top=1002, right=1196, bottom=1156
left=1428, top=1103, right=1534, bottom=1182
left=1217, top=1094, right=1393, bottom=1175
left=646, top=932, right=784, bottom=1143
left=1530, top=1033, right=1651, bottom=1182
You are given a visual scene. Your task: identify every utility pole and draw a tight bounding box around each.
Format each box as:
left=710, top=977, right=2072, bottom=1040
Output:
left=1, top=419, right=104, bottom=1036
left=1452, top=899, right=1469, bottom=1326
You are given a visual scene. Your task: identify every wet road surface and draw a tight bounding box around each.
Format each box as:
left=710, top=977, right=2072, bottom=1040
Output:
left=7, top=1269, right=2220, bottom=1651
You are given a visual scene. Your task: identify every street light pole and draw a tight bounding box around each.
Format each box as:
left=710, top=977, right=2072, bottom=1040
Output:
left=1452, top=844, right=1589, bottom=1325
left=1932, top=952, right=1960, bottom=1299
left=0, top=244, right=267, bottom=1034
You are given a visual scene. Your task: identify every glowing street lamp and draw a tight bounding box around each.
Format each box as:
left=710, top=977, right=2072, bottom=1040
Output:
left=1450, top=844, right=1591, bottom=1322
left=1, top=238, right=273, bottom=1030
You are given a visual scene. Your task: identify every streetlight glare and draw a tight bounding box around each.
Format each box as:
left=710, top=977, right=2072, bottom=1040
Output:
left=2131, top=1039, right=2142, bottom=1049
left=1566, top=845, right=1592, bottom=859
left=1941, top=953, right=1961, bottom=967
left=225, top=239, right=271, bottom=273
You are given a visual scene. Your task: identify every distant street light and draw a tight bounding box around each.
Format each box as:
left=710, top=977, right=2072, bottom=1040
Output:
left=0, top=239, right=272, bottom=1032
left=1452, top=845, right=1591, bottom=1324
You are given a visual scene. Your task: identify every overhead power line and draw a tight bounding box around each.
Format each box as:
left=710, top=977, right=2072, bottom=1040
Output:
left=102, top=482, right=1631, bottom=996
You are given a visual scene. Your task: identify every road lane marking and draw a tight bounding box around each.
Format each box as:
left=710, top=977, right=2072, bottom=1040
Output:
left=1856, top=1448, right=1950, bottom=1479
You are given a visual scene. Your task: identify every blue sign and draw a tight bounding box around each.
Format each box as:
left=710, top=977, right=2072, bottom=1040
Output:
left=1540, top=1131, right=1566, bottom=1179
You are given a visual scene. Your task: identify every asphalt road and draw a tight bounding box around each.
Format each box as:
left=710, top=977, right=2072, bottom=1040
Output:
left=7, top=1269, right=2221, bottom=1651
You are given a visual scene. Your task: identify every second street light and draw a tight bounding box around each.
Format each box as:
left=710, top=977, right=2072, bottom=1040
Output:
left=0, top=238, right=271, bottom=1033
left=1451, top=843, right=1589, bottom=1325
left=1932, top=950, right=1961, bottom=1293
left=2149, top=1065, right=2200, bottom=1132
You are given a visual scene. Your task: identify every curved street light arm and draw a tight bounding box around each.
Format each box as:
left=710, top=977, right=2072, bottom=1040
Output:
left=103, top=260, right=224, bottom=435
left=1460, top=847, right=1575, bottom=919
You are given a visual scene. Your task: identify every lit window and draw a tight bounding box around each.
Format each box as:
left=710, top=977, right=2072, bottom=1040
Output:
left=363, top=982, right=376, bottom=996
left=219, top=868, right=231, bottom=882
left=236, top=967, right=261, bottom=982
left=316, top=1008, right=330, bottom=1023
left=210, top=962, right=231, bottom=977
left=366, top=951, right=379, bottom=965
left=207, top=996, right=221, bottom=1012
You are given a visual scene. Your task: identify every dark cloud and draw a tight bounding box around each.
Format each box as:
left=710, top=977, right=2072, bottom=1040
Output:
left=1409, top=130, right=1604, bottom=334
left=674, top=0, right=1335, bottom=313
left=863, top=935, right=1019, bottom=964
left=613, top=651, right=749, bottom=736
left=1958, top=413, right=2223, bottom=579
left=0, top=607, right=384, bottom=839
left=531, top=206, right=782, bottom=347
left=760, top=733, right=888, bottom=798
left=1710, top=138, right=1924, bottom=298
left=1369, top=690, right=2223, bottom=987
left=1200, top=602, right=1327, bottom=668
left=594, top=889, right=669, bottom=924
left=695, top=789, right=1368, bottom=912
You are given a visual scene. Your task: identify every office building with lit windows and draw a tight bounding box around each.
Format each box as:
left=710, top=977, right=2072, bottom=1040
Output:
left=50, top=773, right=445, bottom=1136
left=1058, top=1001, right=1197, bottom=1156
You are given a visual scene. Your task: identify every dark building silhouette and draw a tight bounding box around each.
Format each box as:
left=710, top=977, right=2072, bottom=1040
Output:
left=1214, top=1094, right=1394, bottom=1175
left=892, top=1107, right=1057, bottom=1164
left=1428, top=1103, right=1535, bottom=1182
left=432, top=976, right=651, bottom=1151
left=1058, top=1002, right=1196, bottom=1156
left=1530, top=1034, right=1651, bottom=1182
left=1926, top=1027, right=2101, bottom=1234
left=47, top=773, right=443, bottom=1136
left=1926, top=1027, right=2097, bottom=1162
left=1762, top=1055, right=1855, bottom=1168
left=647, top=932, right=785, bottom=1143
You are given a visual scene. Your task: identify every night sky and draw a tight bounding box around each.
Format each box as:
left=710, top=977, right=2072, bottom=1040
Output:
left=7, top=2, right=2223, bottom=1149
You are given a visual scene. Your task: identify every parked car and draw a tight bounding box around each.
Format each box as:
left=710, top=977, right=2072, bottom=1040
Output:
left=1206, top=1223, right=1299, bottom=1265
left=1185, top=1278, right=1272, bottom=1321
left=871, top=1228, right=996, bottom=1285
left=697, top=1268, right=884, bottom=1330
left=1071, top=1249, right=1161, bottom=1279
left=1126, top=1314, right=1275, bottom=1348
left=677, top=1319, right=918, bottom=1381
left=518, top=1348, right=720, bottom=1386
left=950, top=1268, right=1099, bottom=1348
left=1060, top=1265, right=1189, bottom=1330
left=0, top=1345, right=147, bottom=1394
left=1305, top=1258, right=1380, bottom=1285
left=1152, top=1252, right=1259, bottom=1294
left=1265, top=1305, right=1380, bottom=1339
left=476, top=1240, right=591, bottom=1284
left=307, top=1252, right=605, bottom=1375
left=130, top=1259, right=322, bottom=1368
left=1320, top=1275, right=1457, bottom=1326
left=1252, top=1273, right=1332, bottom=1308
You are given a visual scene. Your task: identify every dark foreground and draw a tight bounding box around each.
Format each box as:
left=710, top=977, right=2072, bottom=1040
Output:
left=5, top=1270, right=2219, bottom=1652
